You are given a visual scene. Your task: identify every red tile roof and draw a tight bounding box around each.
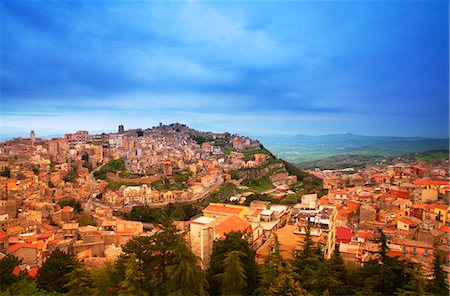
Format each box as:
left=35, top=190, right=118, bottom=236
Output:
left=336, top=227, right=352, bottom=242
left=204, top=204, right=242, bottom=215
left=439, top=225, right=450, bottom=232
left=0, top=230, right=8, bottom=240
left=214, top=215, right=251, bottom=237
left=414, top=179, right=450, bottom=186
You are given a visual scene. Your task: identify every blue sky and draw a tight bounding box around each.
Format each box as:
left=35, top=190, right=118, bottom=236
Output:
left=1, top=0, right=448, bottom=138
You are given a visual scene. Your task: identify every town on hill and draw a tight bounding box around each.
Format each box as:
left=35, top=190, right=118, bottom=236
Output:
left=0, top=123, right=448, bottom=295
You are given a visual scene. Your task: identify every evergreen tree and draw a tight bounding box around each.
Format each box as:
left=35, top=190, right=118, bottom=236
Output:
left=1, top=279, right=58, bottom=296
left=429, top=254, right=449, bottom=296
left=207, top=231, right=258, bottom=295
left=119, top=254, right=147, bottom=296
left=292, top=225, right=324, bottom=292
left=216, top=251, right=247, bottom=296
left=267, top=273, right=308, bottom=296
left=0, top=255, right=22, bottom=290
left=63, top=260, right=95, bottom=296
left=37, top=250, right=76, bottom=293
left=165, top=240, right=208, bottom=296
left=396, top=263, right=427, bottom=296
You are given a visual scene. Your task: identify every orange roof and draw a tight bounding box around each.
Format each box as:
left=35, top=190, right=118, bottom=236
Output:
left=319, top=197, right=330, bottom=205
left=432, top=204, right=449, bottom=210
left=398, top=218, right=417, bottom=226
left=439, top=225, right=450, bottom=232
left=414, top=179, right=450, bottom=186
left=27, top=267, right=39, bottom=278
left=357, top=231, right=373, bottom=240
left=0, top=230, right=8, bottom=240
left=204, top=204, right=242, bottom=215
left=252, top=209, right=263, bottom=217
left=8, top=243, right=40, bottom=253
left=62, top=206, right=73, bottom=213
left=214, top=215, right=251, bottom=236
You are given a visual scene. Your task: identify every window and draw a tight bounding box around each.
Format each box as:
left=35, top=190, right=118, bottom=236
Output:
left=424, top=249, right=428, bottom=255
left=403, top=246, right=406, bottom=253
left=413, top=248, right=417, bottom=254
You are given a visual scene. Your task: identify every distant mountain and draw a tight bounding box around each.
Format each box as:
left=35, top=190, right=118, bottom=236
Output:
left=258, top=134, right=449, bottom=163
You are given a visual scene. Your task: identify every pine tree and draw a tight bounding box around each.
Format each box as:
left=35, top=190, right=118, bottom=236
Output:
left=165, top=240, right=208, bottom=296
left=429, top=254, right=449, bottom=296
left=396, top=263, right=426, bottom=296
left=37, top=250, right=76, bottom=293
left=267, top=273, right=307, bottom=296
left=216, top=250, right=247, bottom=296
left=208, top=231, right=258, bottom=295
left=0, top=255, right=22, bottom=289
left=63, top=260, right=95, bottom=296
left=119, top=254, right=147, bottom=296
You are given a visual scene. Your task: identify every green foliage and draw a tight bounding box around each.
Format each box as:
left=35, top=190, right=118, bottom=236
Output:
left=0, top=255, right=22, bottom=290
left=267, top=273, right=307, bottom=296
left=208, top=232, right=258, bottom=295
left=63, top=261, right=95, bottom=296
left=32, top=167, right=39, bottom=175
left=107, top=181, right=141, bottom=191
left=121, top=226, right=184, bottom=294
left=224, top=148, right=233, bottom=155
left=417, top=150, right=449, bottom=161
left=151, top=178, right=188, bottom=191
left=429, top=254, right=449, bottom=295
left=128, top=203, right=198, bottom=226
left=119, top=254, right=147, bottom=296
left=63, top=167, right=78, bottom=183
left=241, top=176, right=275, bottom=193
left=165, top=240, right=208, bottom=296
left=78, top=211, right=96, bottom=226
left=209, top=183, right=238, bottom=203
left=243, top=148, right=272, bottom=161
left=0, top=166, right=11, bottom=178
left=0, top=279, right=58, bottom=296
left=47, top=181, right=55, bottom=188
left=58, top=198, right=82, bottom=213
left=94, top=159, right=126, bottom=180
left=282, top=160, right=327, bottom=196
left=91, top=261, right=118, bottom=296
left=193, top=136, right=209, bottom=145
left=37, top=250, right=76, bottom=294
left=216, top=251, right=247, bottom=296
left=172, top=171, right=192, bottom=184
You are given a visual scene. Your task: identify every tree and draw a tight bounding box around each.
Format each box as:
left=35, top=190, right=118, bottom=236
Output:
left=1, top=279, right=58, bottom=296
left=91, top=261, right=118, bottom=296
left=165, top=240, right=208, bottom=296
left=216, top=251, right=247, bottom=296
left=429, top=254, right=449, bottom=296
left=0, top=255, right=22, bottom=289
left=63, top=260, right=95, bottom=296
left=0, top=167, right=10, bottom=178
left=78, top=211, right=95, bottom=226
left=292, top=225, right=324, bottom=292
left=396, top=263, right=427, bottom=296
left=37, top=250, right=76, bottom=293
left=207, top=231, right=258, bottom=295
left=267, top=273, right=307, bottom=296
left=119, top=254, right=147, bottom=296
left=121, top=225, right=182, bottom=293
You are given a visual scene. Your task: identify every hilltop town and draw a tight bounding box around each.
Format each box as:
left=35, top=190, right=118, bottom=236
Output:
left=0, top=123, right=449, bottom=294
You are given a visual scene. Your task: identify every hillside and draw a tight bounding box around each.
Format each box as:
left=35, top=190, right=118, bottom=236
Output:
left=297, top=149, right=449, bottom=170
left=259, top=133, right=449, bottom=163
